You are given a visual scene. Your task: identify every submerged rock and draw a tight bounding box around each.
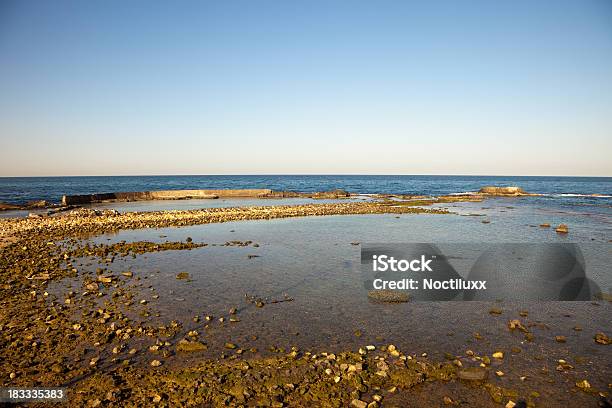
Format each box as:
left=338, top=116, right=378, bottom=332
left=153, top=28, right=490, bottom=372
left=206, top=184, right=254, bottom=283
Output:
left=457, top=367, right=488, bottom=381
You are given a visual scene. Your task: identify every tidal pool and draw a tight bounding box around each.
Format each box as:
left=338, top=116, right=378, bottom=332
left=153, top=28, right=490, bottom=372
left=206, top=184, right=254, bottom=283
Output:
left=45, top=201, right=611, bottom=406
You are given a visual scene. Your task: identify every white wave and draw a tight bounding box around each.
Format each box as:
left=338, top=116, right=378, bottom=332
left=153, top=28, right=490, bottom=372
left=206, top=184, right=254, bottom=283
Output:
left=545, top=193, right=612, bottom=198
left=447, top=191, right=479, bottom=196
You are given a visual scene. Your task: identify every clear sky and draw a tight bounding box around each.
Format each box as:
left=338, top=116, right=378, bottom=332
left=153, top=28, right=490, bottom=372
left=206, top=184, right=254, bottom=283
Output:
left=1, top=0, right=611, bottom=177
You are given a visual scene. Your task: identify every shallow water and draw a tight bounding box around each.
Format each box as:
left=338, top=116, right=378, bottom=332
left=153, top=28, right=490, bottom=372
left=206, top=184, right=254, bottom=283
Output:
left=46, top=199, right=611, bottom=402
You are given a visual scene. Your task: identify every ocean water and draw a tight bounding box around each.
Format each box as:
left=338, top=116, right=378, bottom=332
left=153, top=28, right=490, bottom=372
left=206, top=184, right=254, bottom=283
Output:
left=0, top=175, right=611, bottom=205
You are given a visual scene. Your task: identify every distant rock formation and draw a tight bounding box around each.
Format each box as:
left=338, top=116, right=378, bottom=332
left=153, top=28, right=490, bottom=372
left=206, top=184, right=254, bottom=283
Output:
left=259, top=189, right=351, bottom=199
left=0, top=202, right=22, bottom=211
left=478, top=186, right=529, bottom=196
left=62, top=189, right=272, bottom=205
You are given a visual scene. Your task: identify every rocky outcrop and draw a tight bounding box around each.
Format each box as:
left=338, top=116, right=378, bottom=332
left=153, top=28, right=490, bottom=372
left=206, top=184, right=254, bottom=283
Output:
left=259, top=189, right=352, bottom=199
left=478, top=186, right=529, bottom=196
left=25, top=200, right=48, bottom=208
left=258, top=191, right=302, bottom=198
left=311, top=189, right=351, bottom=199
left=0, top=202, right=22, bottom=211
left=0, top=200, right=52, bottom=211
left=62, top=189, right=273, bottom=205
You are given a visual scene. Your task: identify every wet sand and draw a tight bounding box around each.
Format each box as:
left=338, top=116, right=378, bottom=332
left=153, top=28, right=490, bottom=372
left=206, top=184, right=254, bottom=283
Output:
left=0, top=199, right=610, bottom=407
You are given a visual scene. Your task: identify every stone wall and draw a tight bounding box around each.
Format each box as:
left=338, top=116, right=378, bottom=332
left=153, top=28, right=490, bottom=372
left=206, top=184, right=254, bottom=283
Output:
left=62, top=189, right=273, bottom=205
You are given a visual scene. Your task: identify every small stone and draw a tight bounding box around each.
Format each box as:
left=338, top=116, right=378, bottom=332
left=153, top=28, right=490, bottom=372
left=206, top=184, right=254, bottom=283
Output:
left=555, top=335, right=566, bottom=343
left=176, top=272, right=190, bottom=280
left=495, top=370, right=504, bottom=377
left=594, top=332, right=611, bottom=345
left=489, top=307, right=503, bottom=315
left=576, top=379, right=591, bottom=389
left=492, top=351, right=504, bottom=359
left=505, top=401, right=516, bottom=408
left=443, top=396, right=454, bottom=405
left=224, top=343, right=237, bottom=349
left=508, top=319, right=528, bottom=333
left=350, top=399, right=367, bottom=408
left=150, top=360, right=162, bottom=367
left=85, top=283, right=99, bottom=291
left=555, top=224, right=569, bottom=233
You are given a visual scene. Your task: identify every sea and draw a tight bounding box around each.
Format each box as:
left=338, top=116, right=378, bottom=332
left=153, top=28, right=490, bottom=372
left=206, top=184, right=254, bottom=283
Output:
left=1, top=175, right=611, bottom=205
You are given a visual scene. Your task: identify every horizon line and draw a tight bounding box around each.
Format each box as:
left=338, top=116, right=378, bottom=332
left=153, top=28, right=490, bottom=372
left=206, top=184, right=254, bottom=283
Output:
left=0, top=173, right=611, bottom=179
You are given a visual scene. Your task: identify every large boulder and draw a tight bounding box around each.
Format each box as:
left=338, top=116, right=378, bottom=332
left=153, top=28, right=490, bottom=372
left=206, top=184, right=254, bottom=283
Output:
left=478, top=186, right=527, bottom=196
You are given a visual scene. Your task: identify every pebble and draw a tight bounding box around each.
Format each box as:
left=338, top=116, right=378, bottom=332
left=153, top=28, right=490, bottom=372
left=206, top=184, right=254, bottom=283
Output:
left=350, top=399, right=367, bottom=408
left=594, top=332, right=611, bottom=345
left=176, top=272, right=190, bottom=280
left=457, top=367, right=488, bottom=381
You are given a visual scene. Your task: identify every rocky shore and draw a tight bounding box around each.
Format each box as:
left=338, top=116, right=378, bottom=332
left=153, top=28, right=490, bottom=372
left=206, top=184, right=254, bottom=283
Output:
left=0, top=185, right=536, bottom=213
left=1, top=198, right=609, bottom=407
left=0, top=200, right=446, bottom=246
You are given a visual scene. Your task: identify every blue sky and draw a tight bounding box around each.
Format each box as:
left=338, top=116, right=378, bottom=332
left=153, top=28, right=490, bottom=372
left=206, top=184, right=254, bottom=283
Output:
left=1, top=0, right=611, bottom=176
